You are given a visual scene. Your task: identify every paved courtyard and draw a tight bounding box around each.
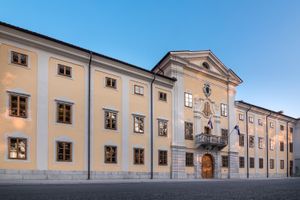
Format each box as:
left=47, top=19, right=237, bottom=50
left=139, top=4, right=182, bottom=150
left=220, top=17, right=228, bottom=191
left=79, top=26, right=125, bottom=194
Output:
left=0, top=178, right=300, bottom=200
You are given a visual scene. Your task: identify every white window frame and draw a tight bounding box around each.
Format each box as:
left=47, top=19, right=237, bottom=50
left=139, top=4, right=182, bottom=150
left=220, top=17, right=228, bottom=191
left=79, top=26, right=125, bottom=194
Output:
left=184, top=92, right=193, bottom=108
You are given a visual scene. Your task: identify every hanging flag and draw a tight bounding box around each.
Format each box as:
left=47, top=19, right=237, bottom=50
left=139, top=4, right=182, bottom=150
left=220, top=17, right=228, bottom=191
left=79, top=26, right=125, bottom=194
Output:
left=208, top=117, right=213, bottom=129
left=234, top=125, right=240, bottom=135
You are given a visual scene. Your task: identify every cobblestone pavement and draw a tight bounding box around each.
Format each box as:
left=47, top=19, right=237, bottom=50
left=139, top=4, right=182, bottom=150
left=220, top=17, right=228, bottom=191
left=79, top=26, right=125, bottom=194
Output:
left=0, top=178, right=299, bottom=200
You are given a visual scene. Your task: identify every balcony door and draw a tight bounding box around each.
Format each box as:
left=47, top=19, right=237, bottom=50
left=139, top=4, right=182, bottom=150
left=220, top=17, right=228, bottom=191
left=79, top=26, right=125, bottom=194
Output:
left=202, top=154, right=214, bottom=179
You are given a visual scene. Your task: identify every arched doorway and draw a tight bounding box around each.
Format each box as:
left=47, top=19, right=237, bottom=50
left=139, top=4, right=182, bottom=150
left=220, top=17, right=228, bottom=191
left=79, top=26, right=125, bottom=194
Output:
left=202, top=154, right=214, bottom=179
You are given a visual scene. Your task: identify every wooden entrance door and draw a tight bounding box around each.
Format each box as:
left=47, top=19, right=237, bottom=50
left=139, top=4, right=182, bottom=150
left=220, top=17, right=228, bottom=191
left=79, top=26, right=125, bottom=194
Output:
left=202, top=154, right=213, bottom=179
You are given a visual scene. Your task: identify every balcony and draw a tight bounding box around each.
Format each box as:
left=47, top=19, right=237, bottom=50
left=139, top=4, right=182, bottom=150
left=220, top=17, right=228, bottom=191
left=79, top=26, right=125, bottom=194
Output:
left=195, top=133, right=228, bottom=150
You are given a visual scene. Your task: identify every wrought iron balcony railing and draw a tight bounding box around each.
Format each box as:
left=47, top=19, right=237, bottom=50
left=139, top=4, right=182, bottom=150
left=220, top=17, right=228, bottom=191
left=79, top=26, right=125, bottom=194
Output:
left=195, top=133, right=228, bottom=150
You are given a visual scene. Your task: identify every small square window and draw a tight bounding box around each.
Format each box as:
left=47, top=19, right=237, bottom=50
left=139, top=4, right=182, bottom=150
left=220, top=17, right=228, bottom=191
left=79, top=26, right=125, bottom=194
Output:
left=134, top=85, right=144, bottom=95
left=8, top=137, right=27, bottom=160
left=105, top=146, right=117, bottom=164
left=56, top=141, right=72, bottom=162
left=158, top=150, right=168, bottom=165
left=184, top=92, right=193, bottom=108
left=11, top=51, right=28, bottom=66
left=58, top=64, right=72, bottom=78
left=105, top=77, right=117, bottom=89
left=159, top=91, right=167, bottom=102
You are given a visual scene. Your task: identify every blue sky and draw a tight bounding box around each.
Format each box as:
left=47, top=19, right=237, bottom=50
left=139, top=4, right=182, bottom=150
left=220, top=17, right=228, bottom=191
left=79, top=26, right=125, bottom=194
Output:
left=1, top=0, right=300, bottom=117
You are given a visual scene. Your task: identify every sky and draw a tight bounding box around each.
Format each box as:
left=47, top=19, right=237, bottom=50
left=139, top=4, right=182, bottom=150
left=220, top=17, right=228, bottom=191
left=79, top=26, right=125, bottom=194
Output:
left=1, top=0, right=300, bottom=117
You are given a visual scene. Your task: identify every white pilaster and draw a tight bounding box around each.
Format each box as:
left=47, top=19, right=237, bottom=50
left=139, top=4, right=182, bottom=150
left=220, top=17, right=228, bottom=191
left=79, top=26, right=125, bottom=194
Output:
left=122, top=75, right=129, bottom=171
left=275, top=119, right=279, bottom=175
left=36, top=51, right=49, bottom=170
left=294, top=120, right=300, bottom=176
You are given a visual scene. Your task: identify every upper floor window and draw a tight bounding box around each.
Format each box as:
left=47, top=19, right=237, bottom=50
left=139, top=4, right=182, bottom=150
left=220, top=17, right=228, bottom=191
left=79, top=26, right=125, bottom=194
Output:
left=134, top=115, right=144, bottom=133
left=239, top=134, right=245, bottom=147
left=158, top=150, right=168, bottom=165
left=56, top=141, right=72, bottom=162
left=159, top=91, right=167, bottom=102
left=9, top=94, right=28, bottom=118
left=222, top=156, right=228, bottom=167
left=11, top=51, right=28, bottom=66
left=249, top=116, right=254, bottom=123
left=8, top=137, right=27, bottom=160
left=290, top=127, right=294, bottom=133
left=258, top=119, right=263, bottom=126
left=57, top=102, right=72, bottom=124
left=105, top=146, right=117, bottom=164
left=280, top=141, right=284, bottom=151
left=239, top=113, right=244, bottom=121
left=258, top=137, right=264, bottom=149
left=58, top=64, right=72, bottom=78
left=184, top=92, right=193, bottom=108
left=270, top=122, right=274, bottom=128
left=270, top=139, right=275, bottom=151
left=134, top=85, right=144, bottom=96
left=221, top=129, right=228, bottom=142
left=221, top=104, right=228, bottom=117
left=104, top=110, right=117, bottom=130
left=158, top=119, right=168, bottom=136
left=184, top=122, right=193, bottom=140
left=185, top=152, right=194, bottom=167
left=290, top=142, right=293, bottom=153
left=280, top=125, right=285, bottom=131
left=105, top=77, right=117, bottom=89
left=249, top=136, right=255, bottom=148
left=133, top=148, right=144, bottom=165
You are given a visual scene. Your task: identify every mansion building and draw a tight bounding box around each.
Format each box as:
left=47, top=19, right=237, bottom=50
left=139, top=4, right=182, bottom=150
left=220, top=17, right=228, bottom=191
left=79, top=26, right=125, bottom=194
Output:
left=0, top=21, right=299, bottom=180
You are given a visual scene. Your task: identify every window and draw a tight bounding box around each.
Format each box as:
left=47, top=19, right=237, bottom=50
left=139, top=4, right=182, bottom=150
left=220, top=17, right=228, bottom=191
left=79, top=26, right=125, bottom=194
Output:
left=270, top=159, right=275, bottom=169
left=222, top=156, right=228, bottom=167
left=258, top=137, right=264, bottom=149
left=259, top=158, right=264, bottom=169
left=184, top=122, right=193, bottom=140
left=221, top=104, right=228, bottom=117
left=105, top=146, right=117, bottom=163
left=8, top=137, right=27, bottom=160
left=158, top=119, right=168, bottom=136
left=159, top=92, right=167, bottom=102
left=290, top=142, right=293, bottom=153
left=184, top=92, right=193, bottom=108
left=133, top=148, right=144, bottom=165
left=280, top=142, right=284, bottom=151
left=11, top=51, right=28, bottom=66
left=250, top=157, right=255, bottom=168
left=202, top=62, right=210, bottom=70
left=280, top=125, right=285, bottom=131
left=239, top=157, right=245, bottom=168
left=270, top=122, right=274, bottom=128
left=9, top=94, right=28, bottom=118
left=249, top=116, right=254, bottom=123
left=58, top=64, right=72, bottom=77
left=280, top=160, right=284, bottom=169
left=290, top=127, right=294, bottom=133
left=185, top=152, right=194, bottom=167
left=239, top=134, right=245, bottom=147
left=258, top=119, right=263, bottom=126
left=221, top=129, right=228, bottom=142
left=270, top=139, right=275, bottom=151
left=134, top=85, right=144, bottom=95
left=105, top=77, right=117, bottom=89
left=57, top=102, right=72, bottom=124
left=158, top=150, right=168, bottom=165
left=104, top=110, right=117, bottom=130
left=239, top=113, right=244, bottom=121
left=134, top=115, right=145, bottom=133
left=56, top=141, right=72, bottom=162
left=249, top=136, right=255, bottom=148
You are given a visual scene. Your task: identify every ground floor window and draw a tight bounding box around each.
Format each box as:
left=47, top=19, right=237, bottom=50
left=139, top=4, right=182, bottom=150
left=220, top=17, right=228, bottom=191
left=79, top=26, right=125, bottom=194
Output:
left=239, top=157, right=245, bottom=168
left=185, top=152, right=194, bottom=166
left=56, top=141, right=72, bottom=162
left=250, top=157, right=255, bottom=168
left=133, top=148, right=144, bottom=165
left=280, top=160, right=284, bottom=169
left=8, top=137, right=27, bottom=160
left=105, top=146, right=117, bottom=163
left=259, top=158, right=264, bottom=169
left=158, top=150, right=168, bottom=165
left=221, top=156, right=228, bottom=167
left=270, top=159, right=275, bottom=169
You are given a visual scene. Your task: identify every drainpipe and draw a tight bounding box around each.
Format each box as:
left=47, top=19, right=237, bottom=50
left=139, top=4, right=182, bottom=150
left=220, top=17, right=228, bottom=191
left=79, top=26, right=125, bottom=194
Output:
left=266, top=112, right=272, bottom=178
left=245, top=106, right=252, bottom=179
left=87, top=52, right=93, bottom=180
left=150, top=74, right=156, bottom=179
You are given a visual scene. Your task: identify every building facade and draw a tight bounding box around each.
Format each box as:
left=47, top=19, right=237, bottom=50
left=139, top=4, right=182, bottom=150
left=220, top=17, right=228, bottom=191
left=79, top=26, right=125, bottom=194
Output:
left=0, top=22, right=299, bottom=180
